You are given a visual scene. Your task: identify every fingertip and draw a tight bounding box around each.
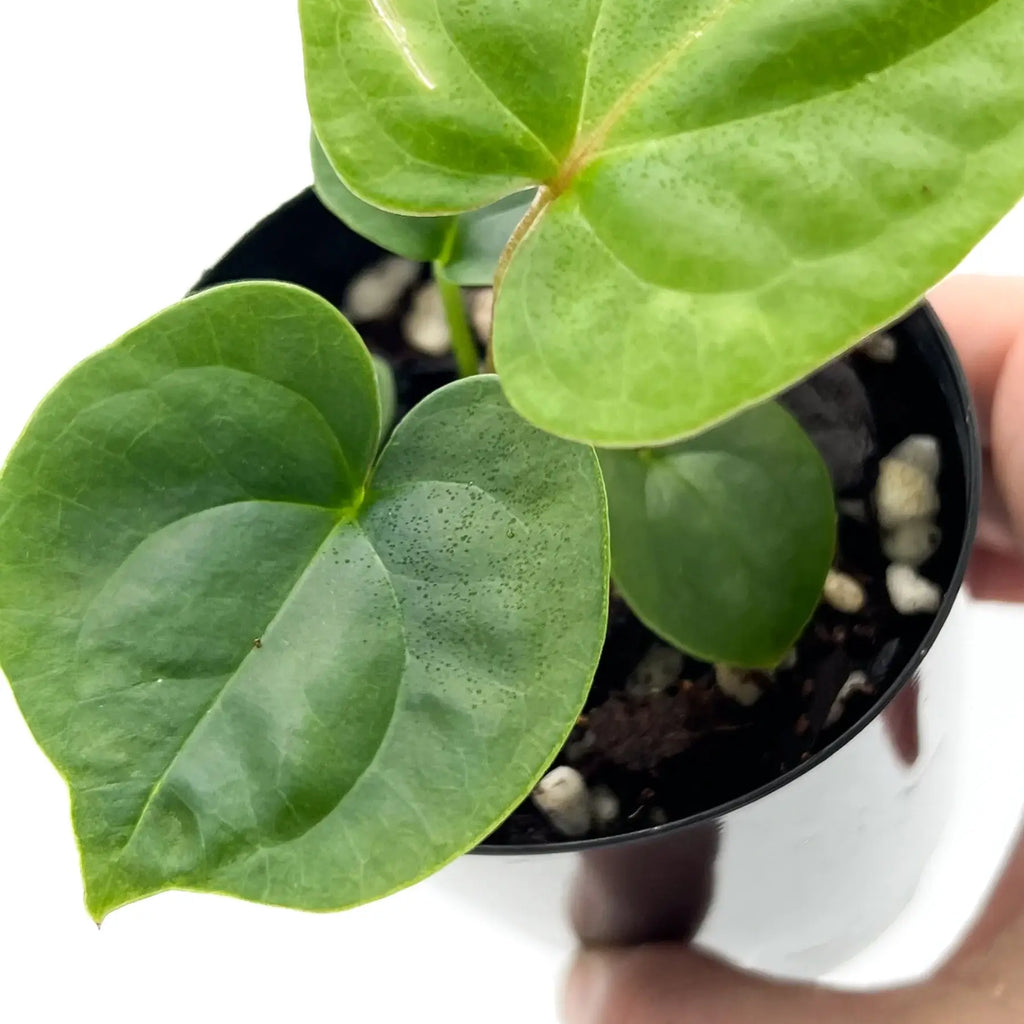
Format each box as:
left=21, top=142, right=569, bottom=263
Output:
left=967, top=548, right=1024, bottom=603
left=562, top=952, right=611, bottom=1024
left=928, top=275, right=1024, bottom=437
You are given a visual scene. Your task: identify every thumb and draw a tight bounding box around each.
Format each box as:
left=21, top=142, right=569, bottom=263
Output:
left=562, top=942, right=1014, bottom=1024
left=564, top=832, right=1024, bottom=1024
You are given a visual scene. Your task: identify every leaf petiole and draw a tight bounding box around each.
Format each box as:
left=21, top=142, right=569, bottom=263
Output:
left=433, top=261, right=480, bottom=378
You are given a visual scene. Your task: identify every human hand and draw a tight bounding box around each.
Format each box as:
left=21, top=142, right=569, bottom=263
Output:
left=563, top=275, right=1024, bottom=1023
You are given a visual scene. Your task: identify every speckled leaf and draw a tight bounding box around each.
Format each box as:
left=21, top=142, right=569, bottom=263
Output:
left=312, top=135, right=532, bottom=285
left=0, top=283, right=609, bottom=921
left=600, top=403, right=835, bottom=667
left=301, top=0, right=1024, bottom=445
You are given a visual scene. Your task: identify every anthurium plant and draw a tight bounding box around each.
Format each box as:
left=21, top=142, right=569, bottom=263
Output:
left=1, top=0, right=1022, bottom=921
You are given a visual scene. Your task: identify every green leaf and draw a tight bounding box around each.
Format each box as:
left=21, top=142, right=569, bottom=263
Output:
left=301, top=0, right=1024, bottom=445
left=599, top=403, right=835, bottom=667
left=371, top=353, right=398, bottom=441
left=312, top=135, right=532, bottom=285
left=0, top=282, right=609, bottom=921
left=312, top=133, right=452, bottom=262
left=443, top=192, right=535, bottom=285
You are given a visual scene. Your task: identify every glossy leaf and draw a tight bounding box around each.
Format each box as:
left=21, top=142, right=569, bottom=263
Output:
left=312, top=133, right=451, bottom=262
left=371, top=353, right=398, bottom=441
left=599, top=403, right=835, bottom=667
left=0, top=282, right=609, bottom=921
left=312, top=135, right=533, bottom=285
left=301, top=0, right=1024, bottom=445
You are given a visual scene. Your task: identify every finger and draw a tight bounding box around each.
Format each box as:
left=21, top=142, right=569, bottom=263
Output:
left=976, top=455, right=1019, bottom=555
left=569, top=825, right=718, bottom=947
left=946, top=827, right=1024, bottom=971
left=563, top=830, right=1024, bottom=1024
left=928, top=275, right=1024, bottom=445
left=563, top=945, right=930, bottom=1024
left=966, top=547, right=1024, bottom=603
left=990, top=324, right=1024, bottom=549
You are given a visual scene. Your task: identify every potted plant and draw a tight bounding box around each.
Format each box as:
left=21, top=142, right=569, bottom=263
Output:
left=0, top=0, right=1018, bottom=969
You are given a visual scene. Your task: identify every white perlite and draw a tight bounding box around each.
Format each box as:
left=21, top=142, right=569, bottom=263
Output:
left=589, top=786, right=621, bottom=829
left=714, top=665, right=763, bottom=706
left=889, top=434, right=941, bottom=481
left=532, top=766, right=591, bottom=837
left=565, top=729, right=596, bottom=763
left=823, top=569, right=866, bottom=614
left=343, top=257, right=419, bottom=322
left=886, top=563, right=943, bottom=615
left=836, top=498, right=868, bottom=522
left=403, top=283, right=452, bottom=356
left=649, top=807, right=669, bottom=826
left=826, top=670, right=874, bottom=728
left=860, top=331, right=897, bottom=362
left=469, top=288, right=494, bottom=341
left=882, top=521, right=942, bottom=567
left=626, top=644, right=684, bottom=698
left=875, top=456, right=940, bottom=530
left=776, top=648, right=799, bottom=672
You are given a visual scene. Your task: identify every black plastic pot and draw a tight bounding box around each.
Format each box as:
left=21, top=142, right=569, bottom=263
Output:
left=196, top=189, right=982, bottom=978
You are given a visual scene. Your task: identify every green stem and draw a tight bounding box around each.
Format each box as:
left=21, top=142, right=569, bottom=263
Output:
left=433, top=262, right=480, bottom=378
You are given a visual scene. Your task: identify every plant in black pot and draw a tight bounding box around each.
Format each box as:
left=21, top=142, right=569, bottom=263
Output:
left=0, top=1, right=1021, bottom=962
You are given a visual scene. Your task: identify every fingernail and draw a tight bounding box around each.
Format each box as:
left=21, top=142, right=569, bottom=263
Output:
left=563, top=952, right=610, bottom=1024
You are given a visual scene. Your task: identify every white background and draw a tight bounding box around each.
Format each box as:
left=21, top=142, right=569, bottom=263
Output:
left=1, top=4, right=1023, bottom=1021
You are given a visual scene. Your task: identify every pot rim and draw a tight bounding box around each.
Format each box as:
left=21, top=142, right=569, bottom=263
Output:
left=475, top=300, right=983, bottom=856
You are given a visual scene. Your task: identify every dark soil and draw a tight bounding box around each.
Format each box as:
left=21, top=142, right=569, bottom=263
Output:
left=195, top=188, right=969, bottom=848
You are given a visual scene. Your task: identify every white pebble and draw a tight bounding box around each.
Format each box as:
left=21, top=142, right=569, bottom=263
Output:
left=823, top=569, right=866, bottom=614
left=889, top=435, right=941, bottom=481
left=775, top=648, right=799, bottom=672
left=531, top=767, right=591, bottom=837
left=826, top=670, right=874, bottom=727
left=403, top=283, right=452, bottom=356
left=469, top=288, right=494, bottom=341
left=875, top=457, right=940, bottom=530
left=343, top=257, right=419, bottom=322
left=714, top=665, right=763, bottom=706
left=626, top=645, right=684, bottom=698
left=565, top=730, right=596, bottom=763
left=886, top=563, right=943, bottom=615
left=837, top=498, right=868, bottom=522
left=860, top=331, right=897, bottom=362
left=882, top=521, right=942, bottom=567
left=589, top=786, right=620, bottom=829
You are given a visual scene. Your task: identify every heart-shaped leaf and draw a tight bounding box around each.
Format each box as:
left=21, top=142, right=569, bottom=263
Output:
left=301, top=0, right=1024, bottom=445
left=599, top=403, right=835, bottom=667
left=312, top=135, right=533, bottom=285
left=0, top=282, right=609, bottom=921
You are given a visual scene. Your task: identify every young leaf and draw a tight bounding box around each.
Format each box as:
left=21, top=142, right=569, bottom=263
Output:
left=312, top=135, right=532, bottom=285
left=599, top=403, right=835, bottom=667
left=312, top=133, right=451, bottom=263
left=301, top=0, right=1024, bottom=445
left=371, top=353, right=398, bottom=441
left=0, top=283, right=609, bottom=921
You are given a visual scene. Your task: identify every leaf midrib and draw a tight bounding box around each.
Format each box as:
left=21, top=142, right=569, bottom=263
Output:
left=110, top=473, right=531, bottom=871
left=502, top=0, right=1006, bottom=281
left=550, top=0, right=738, bottom=195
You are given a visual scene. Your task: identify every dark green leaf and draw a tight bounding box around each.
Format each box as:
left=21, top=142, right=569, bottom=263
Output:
left=443, top=192, right=535, bottom=285
left=371, top=353, right=398, bottom=441
left=312, top=135, right=533, bottom=285
left=301, top=0, right=1024, bottom=444
left=0, top=283, right=609, bottom=920
left=312, top=133, right=451, bottom=263
left=600, top=403, right=835, bottom=667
